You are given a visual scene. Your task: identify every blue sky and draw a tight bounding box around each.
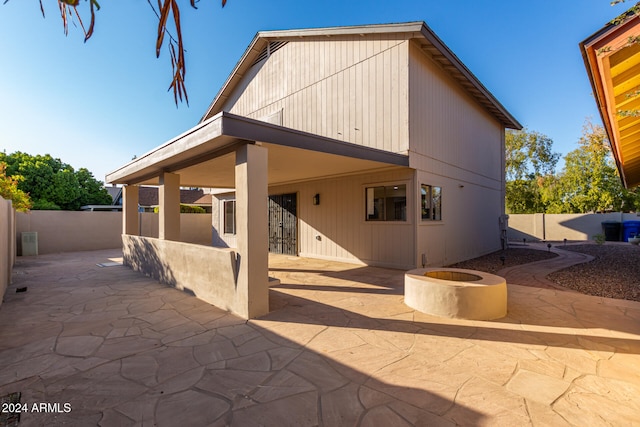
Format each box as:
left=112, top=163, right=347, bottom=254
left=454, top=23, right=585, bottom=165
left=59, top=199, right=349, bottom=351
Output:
left=0, top=0, right=629, bottom=183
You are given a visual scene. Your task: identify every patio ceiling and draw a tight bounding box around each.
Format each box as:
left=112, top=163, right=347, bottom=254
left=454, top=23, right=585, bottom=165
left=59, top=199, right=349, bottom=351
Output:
left=106, top=112, right=409, bottom=188
left=581, top=14, right=640, bottom=188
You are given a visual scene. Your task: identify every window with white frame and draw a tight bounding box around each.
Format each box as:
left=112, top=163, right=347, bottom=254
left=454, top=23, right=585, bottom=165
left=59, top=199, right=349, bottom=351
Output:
left=421, top=184, right=442, bottom=221
left=223, top=200, right=236, bottom=234
left=365, top=184, right=407, bottom=221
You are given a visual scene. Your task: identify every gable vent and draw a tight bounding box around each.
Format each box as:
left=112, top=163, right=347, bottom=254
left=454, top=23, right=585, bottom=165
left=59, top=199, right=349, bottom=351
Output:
left=251, top=41, right=288, bottom=67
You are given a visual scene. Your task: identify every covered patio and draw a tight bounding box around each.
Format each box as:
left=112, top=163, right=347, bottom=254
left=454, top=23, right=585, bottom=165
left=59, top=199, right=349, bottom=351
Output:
left=106, top=111, right=409, bottom=319
left=0, top=249, right=639, bottom=425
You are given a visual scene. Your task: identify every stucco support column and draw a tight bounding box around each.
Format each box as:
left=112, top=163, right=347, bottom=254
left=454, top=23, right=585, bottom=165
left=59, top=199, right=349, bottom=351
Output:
left=159, top=172, right=180, bottom=241
left=122, top=185, right=139, bottom=236
left=235, top=143, right=269, bottom=318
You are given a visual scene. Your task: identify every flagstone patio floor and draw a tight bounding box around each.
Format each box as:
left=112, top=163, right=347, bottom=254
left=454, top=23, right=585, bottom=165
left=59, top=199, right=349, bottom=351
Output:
left=0, top=248, right=639, bottom=426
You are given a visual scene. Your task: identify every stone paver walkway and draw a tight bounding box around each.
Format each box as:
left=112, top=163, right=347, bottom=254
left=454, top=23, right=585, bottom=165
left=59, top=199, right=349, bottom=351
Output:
left=0, top=249, right=639, bottom=426
left=497, top=243, right=594, bottom=291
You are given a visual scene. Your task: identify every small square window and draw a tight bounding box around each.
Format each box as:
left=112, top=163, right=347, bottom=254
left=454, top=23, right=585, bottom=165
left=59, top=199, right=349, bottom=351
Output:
left=365, top=184, right=406, bottom=221
left=223, top=200, right=236, bottom=234
left=421, top=185, right=441, bottom=221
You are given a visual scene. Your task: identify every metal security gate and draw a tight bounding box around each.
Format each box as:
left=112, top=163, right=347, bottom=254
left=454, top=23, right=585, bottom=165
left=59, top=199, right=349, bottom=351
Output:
left=268, top=193, right=297, bottom=255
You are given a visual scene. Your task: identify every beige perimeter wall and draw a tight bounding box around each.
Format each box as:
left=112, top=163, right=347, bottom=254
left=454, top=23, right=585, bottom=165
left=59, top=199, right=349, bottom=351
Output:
left=16, top=211, right=212, bottom=255
left=508, top=212, right=640, bottom=241
left=0, top=196, right=15, bottom=308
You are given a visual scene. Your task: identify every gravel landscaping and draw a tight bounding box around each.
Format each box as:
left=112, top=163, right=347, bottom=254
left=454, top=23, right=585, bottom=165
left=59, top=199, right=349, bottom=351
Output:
left=548, top=243, right=640, bottom=302
left=447, top=246, right=558, bottom=274
left=448, top=243, right=640, bottom=302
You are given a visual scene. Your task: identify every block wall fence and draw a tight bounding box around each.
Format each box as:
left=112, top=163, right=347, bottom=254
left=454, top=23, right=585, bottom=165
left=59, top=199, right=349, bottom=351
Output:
left=15, top=211, right=212, bottom=255
left=507, top=212, right=640, bottom=242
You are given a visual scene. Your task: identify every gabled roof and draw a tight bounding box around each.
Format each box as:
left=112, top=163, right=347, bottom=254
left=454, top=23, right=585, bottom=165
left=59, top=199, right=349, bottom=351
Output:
left=200, top=21, right=521, bottom=130
left=581, top=12, right=640, bottom=188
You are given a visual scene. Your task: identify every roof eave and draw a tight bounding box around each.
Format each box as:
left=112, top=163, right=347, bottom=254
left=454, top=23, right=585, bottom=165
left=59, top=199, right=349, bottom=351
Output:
left=579, top=17, right=638, bottom=188
left=416, top=22, right=521, bottom=130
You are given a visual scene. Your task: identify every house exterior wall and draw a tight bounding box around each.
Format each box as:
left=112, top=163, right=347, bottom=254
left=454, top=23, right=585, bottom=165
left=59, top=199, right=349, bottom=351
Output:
left=223, top=35, right=410, bottom=154
left=214, top=35, right=509, bottom=269
left=408, top=42, right=506, bottom=266
left=212, top=167, right=416, bottom=269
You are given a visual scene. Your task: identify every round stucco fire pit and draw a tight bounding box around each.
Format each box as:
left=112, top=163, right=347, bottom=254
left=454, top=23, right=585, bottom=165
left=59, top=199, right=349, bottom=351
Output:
left=405, top=268, right=507, bottom=320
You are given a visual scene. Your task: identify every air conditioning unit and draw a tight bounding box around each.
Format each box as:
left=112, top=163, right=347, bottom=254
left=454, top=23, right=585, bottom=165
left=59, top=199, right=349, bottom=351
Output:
left=21, top=232, right=38, bottom=256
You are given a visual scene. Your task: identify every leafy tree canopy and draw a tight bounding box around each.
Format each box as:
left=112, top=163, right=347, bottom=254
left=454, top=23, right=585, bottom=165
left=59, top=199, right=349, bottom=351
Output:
left=546, top=121, right=640, bottom=213
left=506, top=120, right=640, bottom=214
left=0, top=163, right=31, bottom=212
left=0, top=151, right=112, bottom=210
left=506, top=128, right=559, bottom=181
left=505, top=128, right=559, bottom=214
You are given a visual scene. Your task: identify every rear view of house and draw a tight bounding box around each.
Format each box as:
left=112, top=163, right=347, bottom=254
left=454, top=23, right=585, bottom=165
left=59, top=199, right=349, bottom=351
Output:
left=107, top=21, right=520, bottom=318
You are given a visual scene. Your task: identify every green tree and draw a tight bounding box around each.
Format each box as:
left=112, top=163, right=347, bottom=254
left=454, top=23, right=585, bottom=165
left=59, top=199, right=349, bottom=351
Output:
left=0, top=163, right=31, bottom=212
left=76, top=168, right=113, bottom=207
left=546, top=121, right=640, bottom=213
left=0, top=151, right=112, bottom=211
left=505, top=128, right=560, bottom=214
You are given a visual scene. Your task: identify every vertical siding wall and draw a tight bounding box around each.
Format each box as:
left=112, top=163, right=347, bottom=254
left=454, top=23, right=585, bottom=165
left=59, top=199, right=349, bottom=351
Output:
left=212, top=168, right=416, bottom=269
left=223, top=36, right=410, bottom=154
left=271, top=168, right=416, bottom=269
left=408, top=42, right=505, bottom=266
left=0, top=196, right=14, bottom=308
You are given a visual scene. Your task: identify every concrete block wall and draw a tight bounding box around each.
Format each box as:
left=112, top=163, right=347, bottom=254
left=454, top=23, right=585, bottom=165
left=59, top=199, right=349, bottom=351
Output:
left=16, top=211, right=212, bottom=255
left=508, top=212, right=640, bottom=242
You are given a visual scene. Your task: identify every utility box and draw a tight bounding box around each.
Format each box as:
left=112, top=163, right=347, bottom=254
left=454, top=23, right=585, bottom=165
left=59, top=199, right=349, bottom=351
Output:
left=21, top=232, right=38, bottom=256
left=601, top=221, right=621, bottom=242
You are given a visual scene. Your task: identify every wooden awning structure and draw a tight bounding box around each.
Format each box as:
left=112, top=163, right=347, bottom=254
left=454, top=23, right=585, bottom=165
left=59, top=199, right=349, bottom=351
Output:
left=581, top=13, right=640, bottom=188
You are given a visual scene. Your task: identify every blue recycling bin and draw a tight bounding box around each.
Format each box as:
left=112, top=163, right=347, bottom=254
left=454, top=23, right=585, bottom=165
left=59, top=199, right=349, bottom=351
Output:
left=622, top=220, right=640, bottom=242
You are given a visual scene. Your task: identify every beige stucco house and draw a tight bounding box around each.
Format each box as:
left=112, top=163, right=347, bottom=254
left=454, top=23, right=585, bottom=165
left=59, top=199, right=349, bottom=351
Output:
left=106, top=22, right=521, bottom=319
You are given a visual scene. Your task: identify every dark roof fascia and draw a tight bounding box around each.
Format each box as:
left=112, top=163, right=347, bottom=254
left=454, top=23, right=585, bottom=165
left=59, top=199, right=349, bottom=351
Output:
left=106, top=111, right=409, bottom=185
left=220, top=112, right=410, bottom=167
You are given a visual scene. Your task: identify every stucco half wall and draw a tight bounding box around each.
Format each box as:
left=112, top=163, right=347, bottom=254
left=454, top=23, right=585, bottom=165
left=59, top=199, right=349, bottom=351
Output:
left=122, top=235, right=262, bottom=318
left=0, top=196, right=15, bottom=308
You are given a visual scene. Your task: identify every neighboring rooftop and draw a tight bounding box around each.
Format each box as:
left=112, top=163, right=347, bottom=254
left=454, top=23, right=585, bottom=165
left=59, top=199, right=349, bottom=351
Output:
left=581, top=11, right=640, bottom=188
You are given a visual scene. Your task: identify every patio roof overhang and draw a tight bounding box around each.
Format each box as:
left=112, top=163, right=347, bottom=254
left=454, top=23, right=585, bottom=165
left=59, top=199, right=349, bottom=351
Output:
left=106, top=112, right=409, bottom=188
left=581, top=14, right=640, bottom=188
